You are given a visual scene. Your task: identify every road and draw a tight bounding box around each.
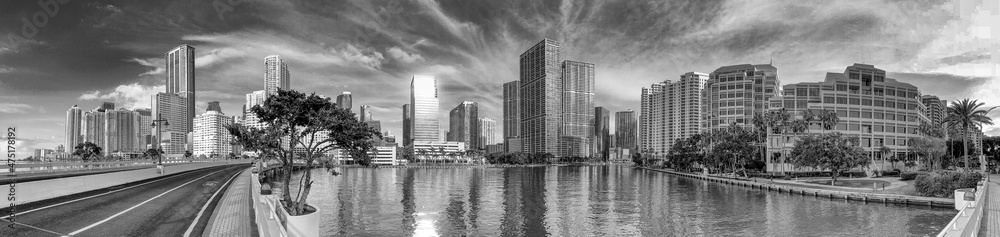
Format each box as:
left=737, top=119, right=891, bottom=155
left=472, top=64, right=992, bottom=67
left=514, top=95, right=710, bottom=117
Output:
left=0, top=164, right=249, bottom=236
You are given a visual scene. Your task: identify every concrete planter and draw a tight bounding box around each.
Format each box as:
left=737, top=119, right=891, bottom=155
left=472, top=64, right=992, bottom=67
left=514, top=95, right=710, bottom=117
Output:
left=283, top=204, right=320, bottom=237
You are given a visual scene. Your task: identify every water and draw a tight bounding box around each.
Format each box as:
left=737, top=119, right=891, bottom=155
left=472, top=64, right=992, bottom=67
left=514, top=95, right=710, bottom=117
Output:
left=287, top=165, right=955, bottom=236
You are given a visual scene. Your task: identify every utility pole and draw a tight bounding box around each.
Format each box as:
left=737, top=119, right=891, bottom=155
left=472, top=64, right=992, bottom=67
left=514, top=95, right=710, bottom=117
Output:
left=151, top=113, right=170, bottom=174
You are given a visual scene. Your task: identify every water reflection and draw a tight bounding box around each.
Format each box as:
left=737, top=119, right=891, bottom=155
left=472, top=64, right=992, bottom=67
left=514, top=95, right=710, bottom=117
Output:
left=291, top=165, right=955, bottom=236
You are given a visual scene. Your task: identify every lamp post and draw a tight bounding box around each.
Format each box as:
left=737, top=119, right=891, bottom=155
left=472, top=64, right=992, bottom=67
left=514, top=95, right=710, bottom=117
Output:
left=151, top=113, right=169, bottom=174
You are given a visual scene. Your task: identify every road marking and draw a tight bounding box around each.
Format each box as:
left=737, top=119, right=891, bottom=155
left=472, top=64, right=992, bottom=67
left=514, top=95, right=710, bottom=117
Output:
left=4, top=166, right=211, bottom=218
left=0, top=217, right=69, bottom=236
left=183, top=168, right=244, bottom=237
left=67, top=167, right=234, bottom=236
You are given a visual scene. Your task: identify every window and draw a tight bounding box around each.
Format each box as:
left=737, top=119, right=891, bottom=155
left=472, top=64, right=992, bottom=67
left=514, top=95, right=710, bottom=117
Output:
left=886, top=101, right=895, bottom=108
left=849, top=85, right=860, bottom=94
left=849, top=98, right=860, bottom=105
left=874, top=75, right=884, bottom=82
left=824, top=97, right=835, bottom=103
left=887, top=139, right=896, bottom=146
left=862, top=112, right=872, bottom=118
left=785, top=100, right=795, bottom=109
left=862, top=125, right=872, bottom=133
left=849, top=124, right=860, bottom=131
left=836, top=84, right=848, bottom=91
left=886, top=89, right=896, bottom=96
left=875, top=138, right=884, bottom=146
left=875, top=125, right=884, bottom=132
left=849, top=111, right=860, bottom=118
left=797, top=88, right=808, bottom=97
left=809, top=88, right=820, bottom=96
left=849, top=73, right=860, bottom=79
left=863, top=138, right=872, bottom=147
left=796, top=100, right=808, bottom=108
left=898, top=126, right=907, bottom=133
left=874, top=100, right=884, bottom=107
left=765, top=89, right=773, bottom=93
left=907, top=103, right=916, bottom=110
left=897, top=115, right=906, bottom=122
left=887, top=126, right=896, bottom=133
left=836, top=97, right=848, bottom=104
left=755, top=87, right=762, bottom=92
left=875, top=112, right=884, bottom=119
left=837, top=124, right=848, bottom=131
left=886, top=113, right=896, bottom=120
left=836, top=110, right=848, bottom=118
left=898, top=139, right=907, bottom=146
left=874, top=88, right=884, bottom=96
left=862, top=99, right=872, bottom=106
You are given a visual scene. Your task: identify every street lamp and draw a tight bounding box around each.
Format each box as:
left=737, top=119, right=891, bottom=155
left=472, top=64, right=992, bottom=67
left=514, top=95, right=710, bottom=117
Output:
left=151, top=113, right=169, bottom=174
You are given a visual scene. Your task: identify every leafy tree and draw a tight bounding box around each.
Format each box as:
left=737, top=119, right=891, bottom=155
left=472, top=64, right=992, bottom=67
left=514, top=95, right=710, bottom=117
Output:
left=400, top=146, right=415, bottom=163
left=706, top=122, right=758, bottom=178
left=631, top=152, right=644, bottom=166
left=984, top=136, right=1000, bottom=171
left=184, top=150, right=193, bottom=159
left=73, top=142, right=103, bottom=161
left=667, top=134, right=703, bottom=172
left=943, top=98, right=995, bottom=172
left=878, top=145, right=891, bottom=172
left=788, top=132, right=870, bottom=183
left=909, top=137, right=947, bottom=170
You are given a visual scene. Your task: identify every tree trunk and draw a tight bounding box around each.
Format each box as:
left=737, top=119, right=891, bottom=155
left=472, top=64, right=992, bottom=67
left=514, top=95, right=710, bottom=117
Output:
left=963, top=126, right=970, bottom=172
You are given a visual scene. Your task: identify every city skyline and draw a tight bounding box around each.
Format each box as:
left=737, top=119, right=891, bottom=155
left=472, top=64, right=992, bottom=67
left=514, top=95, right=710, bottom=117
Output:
left=2, top=0, right=999, bottom=158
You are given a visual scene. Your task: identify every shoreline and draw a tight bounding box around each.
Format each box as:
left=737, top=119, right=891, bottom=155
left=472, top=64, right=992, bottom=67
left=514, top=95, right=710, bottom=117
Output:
left=637, top=167, right=955, bottom=209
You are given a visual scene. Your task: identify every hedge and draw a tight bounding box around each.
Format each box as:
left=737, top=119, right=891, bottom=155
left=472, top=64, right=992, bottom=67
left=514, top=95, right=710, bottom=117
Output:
left=914, top=171, right=983, bottom=198
left=899, top=172, right=924, bottom=181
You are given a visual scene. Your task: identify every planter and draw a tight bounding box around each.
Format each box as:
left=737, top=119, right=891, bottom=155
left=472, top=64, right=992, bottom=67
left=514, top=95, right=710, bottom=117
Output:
left=282, top=203, right=320, bottom=237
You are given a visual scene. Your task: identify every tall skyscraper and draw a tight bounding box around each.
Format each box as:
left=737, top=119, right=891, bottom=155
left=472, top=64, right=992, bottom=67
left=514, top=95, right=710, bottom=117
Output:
left=594, top=107, right=610, bottom=160
left=100, top=102, right=115, bottom=111
left=410, top=75, right=440, bottom=142
left=519, top=39, right=562, bottom=156
left=82, top=110, right=106, bottom=150
left=448, top=101, right=479, bottom=149
left=166, top=45, right=196, bottom=133
left=65, top=105, right=82, bottom=149
left=479, top=117, right=496, bottom=149
left=640, top=72, right=709, bottom=155
left=134, top=108, right=152, bottom=149
left=503, top=81, right=520, bottom=152
left=921, top=95, right=947, bottom=127
left=559, top=60, right=595, bottom=157
left=104, top=108, right=141, bottom=153
left=704, top=64, right=780, bottom=131
left=360, top=104, right=373, bottom=122
left=153, top=93, right=190, bottom=155
left=207, top=101, right=222, bottom=113
left=264, top=55, right=291, bottom=97
left=403, top=104, right=412, bottom=146
left=193, top=108, right=233, bottom=157
left=337, top=92, right=353, bottom=112
left=615, top=110, right=637, bottom=151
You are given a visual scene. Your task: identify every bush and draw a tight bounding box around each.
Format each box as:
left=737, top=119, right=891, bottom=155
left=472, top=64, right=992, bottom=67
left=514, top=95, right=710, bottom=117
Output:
left=899, top=172, right=923, bottom=181
left=915, top=171, right=983, bottom=198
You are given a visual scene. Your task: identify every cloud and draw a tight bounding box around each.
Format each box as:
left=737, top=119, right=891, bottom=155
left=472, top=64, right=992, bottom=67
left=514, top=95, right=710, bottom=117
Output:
left=0, top=66, right=13, bottom=73
left=386, top=47, right=424, bottom=63
left=129, top=57, right=164, bottom=76
left=939, top=51, right=992, bottom=66
left=78, top=83, right=165, bottom=109
left=195, top=48, right=246, bottom=68
left=0, top=103, right=34, bottom=113
left=336, top=44, right=385, bottom=69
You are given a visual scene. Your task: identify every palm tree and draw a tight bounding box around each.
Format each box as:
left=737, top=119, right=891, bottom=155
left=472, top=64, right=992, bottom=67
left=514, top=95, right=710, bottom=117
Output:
left=801, top=109, right=817, bottom=133
left=818, top=109, right=840, bottom=133
left=943, top=98, right=995, bottom=173
left=878, top=145, right=891, bottom=173
left=772, top=108, right=792, bottom=174
left=416, top=148, right=429, bottom=164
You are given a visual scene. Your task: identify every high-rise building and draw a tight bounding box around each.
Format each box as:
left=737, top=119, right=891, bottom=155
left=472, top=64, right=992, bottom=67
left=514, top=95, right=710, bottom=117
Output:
left=519, top=39, right=562, bottom=156
left=337, top=92, right=353, bottom=112
left=479, top=117, right=496, bottom=149
left=594, top=107, right=610, bottom=160
left=134, top=108, right=152, bottom=148
left=65, top=105, right=82, bottom=149
left=765, top=63, right=929, bottom=172
left=264, top=55, right=291, bottom=97
left=502, top=81, right=521, bottom=152
left=640, top=72, right=710, bottom=155
left=704, top=64, right=780, bottom=131
left=207, top=101, right=222, bottom=113
left=921, top=95, right=947, bottom=127
left=104, top=108, right=141, bottom=153
left=100, top=102, right=115, bottom=111
left=403, top=104, right=412, bottom=146
left=82, top=110, right=107, bottom=150
left=448, top=101, right=479, bottom=149
left=615, top=110, right=637, bottom=151
left=152, top=93, right=190, bottom=155
left=360, top=104, right=373, bottom=122
left=559, top=60, right=595, bottom=157
left=166, top=45, right=196, bottom=133
left=410, top=75, right=440, bottom=142
left=365, top=120, right=382, bottom=132
left=193, top=109, right=233, bottom=157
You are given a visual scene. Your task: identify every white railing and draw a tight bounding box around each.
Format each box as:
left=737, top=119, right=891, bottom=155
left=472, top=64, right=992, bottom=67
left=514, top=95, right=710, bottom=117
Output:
left=937, top=182, right=988, bottom=237
left=1, top=158, right=249, bottom=175
left=250, top=173, right=290, bottom=237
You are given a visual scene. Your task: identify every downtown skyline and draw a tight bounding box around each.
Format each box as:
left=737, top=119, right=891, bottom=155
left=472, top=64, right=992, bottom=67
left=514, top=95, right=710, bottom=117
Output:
left=2, top=0, right=999, bottom=158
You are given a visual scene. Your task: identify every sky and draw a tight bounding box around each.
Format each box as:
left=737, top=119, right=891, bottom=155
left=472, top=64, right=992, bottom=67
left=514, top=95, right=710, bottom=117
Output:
left=1, top=0, right=998, bottom=158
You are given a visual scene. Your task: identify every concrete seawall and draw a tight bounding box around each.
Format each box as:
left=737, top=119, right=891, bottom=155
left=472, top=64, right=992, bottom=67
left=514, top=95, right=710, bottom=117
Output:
left=639, top=167, right=954, bottom=209
left=3, top=160, right=252, bottom=207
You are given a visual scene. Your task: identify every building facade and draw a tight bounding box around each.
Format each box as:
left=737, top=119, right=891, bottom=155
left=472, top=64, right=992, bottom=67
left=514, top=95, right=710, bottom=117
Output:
left=519, top=39, right=562, bottom=156
left=104, top=108, right=142, bottom=153
left=615, top=110, right=637, bottom=152
left=479, top=117, right=496, bottom=149
left=921, top=95, right=947, bottom=127
left=264, top=55, right=291, bottom=97
left=410, top=75, right=441, bottom=142
left=166, top=45, right=196, bottom=133
left=360, top=104, right=373, bottom=122
left=337, top=92, right=353, bottom=112
left=503, top=80, right=521, bottom=152
left=82, top=110, right=107, bottom=151
left=594, top=107, right=611, bottom=160
left=193, top=110, right=233, bottom=157
left=704, top=64, right=780, bottom=131
left=65, top=105, right=82, bottom=149
left=152, top=93, right=190, bottom=155
left=448, top=101, right=479, bottom=149
left=639, top=72, right=709, bottom=155
left=560, top=60, right=595, bottom=158
left=403, top=104, right=412, bottom=146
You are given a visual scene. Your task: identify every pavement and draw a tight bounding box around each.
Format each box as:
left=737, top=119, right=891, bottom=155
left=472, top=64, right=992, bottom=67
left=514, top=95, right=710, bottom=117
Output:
left=979, top=174, right=1000, bottom=236
left=0, top=164, right=250, bottom=236
left=203, top=168, right=256, bottom=237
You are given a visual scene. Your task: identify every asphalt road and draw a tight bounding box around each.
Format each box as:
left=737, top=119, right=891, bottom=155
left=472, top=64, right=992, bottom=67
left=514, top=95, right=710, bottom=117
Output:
left=0, top=164, right=249, bottom=236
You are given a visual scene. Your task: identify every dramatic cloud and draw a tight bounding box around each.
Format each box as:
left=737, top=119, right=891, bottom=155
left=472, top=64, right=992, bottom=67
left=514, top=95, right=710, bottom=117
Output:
left=386, top=47, right=424, bottom=63
left=78, top=83, right=166, bottom=109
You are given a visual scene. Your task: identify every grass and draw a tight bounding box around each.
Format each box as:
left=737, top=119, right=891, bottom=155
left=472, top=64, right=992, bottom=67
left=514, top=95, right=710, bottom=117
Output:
left=801, top=179, right=892, bottom=188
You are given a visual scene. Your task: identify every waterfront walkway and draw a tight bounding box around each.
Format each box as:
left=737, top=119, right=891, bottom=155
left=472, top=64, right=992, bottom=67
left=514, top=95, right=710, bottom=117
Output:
left=204, top=168, right=256, bottom=237
left=979, top=174, right=1000, bottom=236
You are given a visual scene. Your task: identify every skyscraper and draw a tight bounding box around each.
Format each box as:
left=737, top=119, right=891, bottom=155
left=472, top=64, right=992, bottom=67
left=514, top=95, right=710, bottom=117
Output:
left=104, top=108, right=141, bottom=153
left=193, top=108, right=233, bottom=157
left=403, top=104, right=412, bottom=146
left=207, top=101, right=222, bottom=113
left=153, top=93, right=189, bottom=155
left=704, top=64, right=780, bottom=131
left=594, top=107, right=610, bottom=160
left=640, top=72, right=709, bottom=155
left=65, top=105, right=82, bottom=149
left=337, top=92, right=353, bottom=112
left=410, top=75, right=440, bottom=142
left=921, top=95, right=947, bottom=127
left=134, top=108, right=152, bottom=149
left=448, top=101, right=479, bottom=149
left=479, top=117, right=496, bottom=149
left=100, top=102, right=115, bottom=111
left=264, top=55, right=291, bottom=97
left=503, top=81, right=520, bottom=152
left=166, top=45, right=196, bottom=133
left=559, top=60, right=595, bottom=157
left=82, top=110, right=106, bottom=150
left=360, top=104, right=373, bottom=122
left=615, top=110, right=637, bottom=152
left=519, top=39, right=562, bottom=155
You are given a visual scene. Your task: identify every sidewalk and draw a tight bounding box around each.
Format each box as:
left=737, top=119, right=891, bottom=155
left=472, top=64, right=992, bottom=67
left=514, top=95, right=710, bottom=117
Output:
left=979, top=174, right=999, bottom=236
left=203, top=168, right=256, bottom=237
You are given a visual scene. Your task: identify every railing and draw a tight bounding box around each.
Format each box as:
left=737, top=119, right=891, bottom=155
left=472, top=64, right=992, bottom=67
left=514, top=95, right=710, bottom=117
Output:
left=1, top=159, right=246, bottom=175
left=250, top=173, right=290, bottom=237
left=937, top=182, right=988, bottom=237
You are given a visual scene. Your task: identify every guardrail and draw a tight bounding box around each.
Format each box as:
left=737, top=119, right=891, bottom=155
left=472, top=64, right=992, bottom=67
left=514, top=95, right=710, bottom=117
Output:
left=937, top=181, right=988, bottom=237
left=1, top=159, right=252, bottom=175
left=250, top=172, right=290, bottom=237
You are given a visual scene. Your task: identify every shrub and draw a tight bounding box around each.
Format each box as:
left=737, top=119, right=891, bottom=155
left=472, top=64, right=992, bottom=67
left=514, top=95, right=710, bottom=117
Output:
left=915, top=171, right=983, bottom=198
left=899, top=172, right=923, bottom=181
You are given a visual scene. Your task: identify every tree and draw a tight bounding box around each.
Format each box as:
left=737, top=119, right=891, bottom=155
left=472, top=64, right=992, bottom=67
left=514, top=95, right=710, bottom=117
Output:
left=788, top=132, right=870, bottom=183
left=416, top=148, right=429, bottom=164
left=817, top=109, right=840, bottom=132
left=707, top=122, right=758, bottom=178
left=668, top=134, right=703, bottom=172
left=184, top=150, right=193, bottom=159
left=984, top=136, right=1000, bottom=172
left=943, top=98, right=995, bottom=173
left=226, top=89, right=378, bottom=216
left=73, top=142, right=103, bottom=161
left=400, top=146, right=415, bottom=163
left=878, top=145, right=891, bottom=172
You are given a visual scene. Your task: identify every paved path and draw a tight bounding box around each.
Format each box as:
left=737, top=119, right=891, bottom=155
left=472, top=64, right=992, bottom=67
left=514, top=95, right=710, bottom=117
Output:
left=204, top=168, right=255, bottom=237
left=979, top=174, right=1000, bottom=236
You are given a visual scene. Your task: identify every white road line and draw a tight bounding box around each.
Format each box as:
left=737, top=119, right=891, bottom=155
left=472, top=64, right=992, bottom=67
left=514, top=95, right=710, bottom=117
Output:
left=182, top=168, right=244, bottom=237
left=5, top=166, right=211, bottom=218
left=67, top=167, right=233, bottom=236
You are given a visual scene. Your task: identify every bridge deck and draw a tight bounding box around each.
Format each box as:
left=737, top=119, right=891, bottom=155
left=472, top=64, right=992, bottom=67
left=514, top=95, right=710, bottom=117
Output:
left=204, top=168, right=256, bottom=237
left=980, top=175, right=1000, bottom=236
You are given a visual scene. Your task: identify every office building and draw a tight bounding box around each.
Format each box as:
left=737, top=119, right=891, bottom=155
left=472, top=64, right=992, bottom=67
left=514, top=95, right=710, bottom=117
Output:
left=337, top=92, right=353, bottom=112
left=503, top=80, right=521, bottom=152
left=519, top=39, right=562, bottom=156
left=559, top=60, right=595, bottom=157
left=410, top=75, right=440, bottom=142
left=360, top=104, right=373, bottom=122
left=166, top=45, right=196, bottom=133
left=152, top=93, right=190, bottom=155
left=411, top=141, right=466, bottom=162
left=639, top=72, right=710, bottom=155
left=615, top=110, right=637, bottom=151
left=594, top=107, right=611, bottom=160
left=264, top=55, right=291, bottom=97
left=765, top=63, right=929, bottom=172
left=193, top=109, right=233, bottom=157
left=479, top=117, right=496, bottom=150
left=65, top=105, right=82, bottom=149
left=448, top=101, right=479, bottom=149
left=403, top=104, right=412, bottom=146
left=704, top=64, right=780, bottom=131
